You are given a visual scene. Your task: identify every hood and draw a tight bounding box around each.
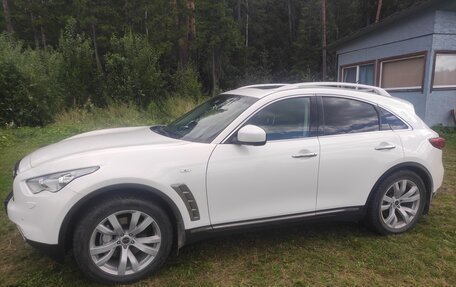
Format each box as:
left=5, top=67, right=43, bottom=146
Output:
left=21, top=126, right=181, bottom=169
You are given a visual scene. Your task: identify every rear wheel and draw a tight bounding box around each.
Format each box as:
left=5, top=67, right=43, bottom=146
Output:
left=73, top=197, right=173, bottom=284
left=367, top=171, right=426, bottom=234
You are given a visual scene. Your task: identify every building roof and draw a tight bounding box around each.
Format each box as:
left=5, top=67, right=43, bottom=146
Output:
left=328, top=0, right=454, bottom=50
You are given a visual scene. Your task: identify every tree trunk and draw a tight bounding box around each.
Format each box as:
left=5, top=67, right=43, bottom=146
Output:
left=145, top=9, right=148, bottom=40
left=91, top=21, right=103, bottom=72
left=375, top=0, right=383, bottom=23
left=27, top=0, right=40, bottom=49
left=171, top=0, right=185, bottom=67
left=245, top=0, right=249, bottom=47
left=2, top=0, right=14, bottom=33
left=288, top=0, right=293, bottom=44
left=124, top=0, right=132, bottom=31
left=40, top=25, right=47, bottom=50
left=321, top=0, right=327, bottom=80
left=237, top=0, right=241, bottom=22
left=188, top=0, right=196, bottom=39
left=212, top=47, right=217, bottom=97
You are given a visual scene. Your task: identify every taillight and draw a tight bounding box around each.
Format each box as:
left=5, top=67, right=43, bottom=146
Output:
left=429, top=137, right=446, bottom=149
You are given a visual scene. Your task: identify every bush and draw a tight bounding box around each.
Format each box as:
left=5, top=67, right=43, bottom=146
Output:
left=104, top=33, right=164, bottom=107
left=0, top=33, right=64, bottom=126
left=0, top=27, right=206, bottom=127
left=171, top=65, right=203, bottom=100
left=58, top=18, right=101, bottom=107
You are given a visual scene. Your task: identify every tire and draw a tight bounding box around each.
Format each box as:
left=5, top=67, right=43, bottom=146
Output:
left=367, top=170, right=426, bottom=235
left=73, top=196, right=173, bottom=284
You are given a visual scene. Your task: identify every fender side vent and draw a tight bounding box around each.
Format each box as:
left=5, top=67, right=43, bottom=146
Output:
left=171, top=184, right=200, bottom=221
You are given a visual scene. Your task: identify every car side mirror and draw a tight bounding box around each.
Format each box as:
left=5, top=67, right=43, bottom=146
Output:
left=237, top=125, right=267, bottom=146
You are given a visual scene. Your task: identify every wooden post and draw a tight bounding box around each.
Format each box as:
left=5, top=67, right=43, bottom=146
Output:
left=375, top=0, right=383, bottom=23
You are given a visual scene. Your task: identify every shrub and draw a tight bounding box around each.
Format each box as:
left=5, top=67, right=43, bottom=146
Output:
left=0, top=33, right=63, bottom=126
left=57, top=18, right=101, bottom=107
left=104, top=33, right=164, bottom=107
left=171, top=65, right=203, bottom=100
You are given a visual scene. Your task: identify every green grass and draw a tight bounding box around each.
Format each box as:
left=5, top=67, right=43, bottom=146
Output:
left=0, top=114, right=455, bottom=286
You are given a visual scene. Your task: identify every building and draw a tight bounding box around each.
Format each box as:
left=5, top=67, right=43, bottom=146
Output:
left=331, top=0, right=456, bottom=127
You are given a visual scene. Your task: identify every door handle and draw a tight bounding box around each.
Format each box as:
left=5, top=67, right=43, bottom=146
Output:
left=375, top=144, right=396, bottom=150
left=292, top=152, right=318, bottom=158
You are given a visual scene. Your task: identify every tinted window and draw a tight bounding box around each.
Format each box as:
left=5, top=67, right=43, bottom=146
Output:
left=245, top=97, right=311, bottom=141
left=156, top=94, right=257, bottom=143
left=380, top=107, right=408, bottom=130
left=322, top=97, right=379, bottom=135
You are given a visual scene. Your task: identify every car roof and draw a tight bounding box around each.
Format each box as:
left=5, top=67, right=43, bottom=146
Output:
left=223, top=82, right=414, bottom=112
left=223, top=82, right=423, bottom=128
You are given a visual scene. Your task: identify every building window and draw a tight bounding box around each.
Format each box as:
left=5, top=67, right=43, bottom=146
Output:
left=433, top=52, right=456, bottom=89
left=341, top=63, right=375, bottom=85
left=380, top=54, right=425, bottom=90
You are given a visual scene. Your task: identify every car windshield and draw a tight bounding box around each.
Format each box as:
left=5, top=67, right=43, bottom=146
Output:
left=152, top=94, right=258, bottom=143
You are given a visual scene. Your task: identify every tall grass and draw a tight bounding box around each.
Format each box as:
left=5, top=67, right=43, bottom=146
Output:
left=52, top=96, right=202, bottom=131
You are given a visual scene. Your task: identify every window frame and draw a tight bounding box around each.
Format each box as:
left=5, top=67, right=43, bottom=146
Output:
left=431, top=50, right=456, bottom=91
left=317, top=95, right=385, bottom=137
left=378, top=52, right=427, bottom=92
left=340, top=60, right=376, bottom=85
left=223, top=95, right=319, bottom=144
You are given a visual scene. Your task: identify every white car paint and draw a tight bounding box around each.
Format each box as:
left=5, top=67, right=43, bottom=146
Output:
left=7, top=82, right=444, bottom=248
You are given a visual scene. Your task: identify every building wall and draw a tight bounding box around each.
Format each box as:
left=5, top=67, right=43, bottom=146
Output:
left=337, top=10, right=435, bottom=121
left=336, top=10, right=435, bottom=56
left=426, top=10, right=456, bottom=126
left=336, top=9, right=456, bottom=127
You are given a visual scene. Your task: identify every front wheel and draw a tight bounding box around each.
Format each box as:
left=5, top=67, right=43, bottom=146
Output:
left=367, top=170, right=426, bottom=235
left=73, top=196, right=173, bottom=284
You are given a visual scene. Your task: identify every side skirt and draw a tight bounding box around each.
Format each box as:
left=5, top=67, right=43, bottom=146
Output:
left=185, top=206, right=364, bottom=244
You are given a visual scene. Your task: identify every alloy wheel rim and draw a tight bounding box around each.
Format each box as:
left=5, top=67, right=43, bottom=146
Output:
left=380, top=179, right=421, bottom=229
left=89, top=210, right=161, bottom=276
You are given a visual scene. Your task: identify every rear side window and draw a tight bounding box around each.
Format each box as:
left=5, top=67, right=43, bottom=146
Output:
left=322, top=97, right=380, bottom=135
left=379, top=107, right=409, bottom=130
left=246, top=97, right=311, bottom=141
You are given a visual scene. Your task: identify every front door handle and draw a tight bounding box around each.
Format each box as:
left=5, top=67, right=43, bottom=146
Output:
left=292, top=152, right=318, bottom=158
left=375, top=144, right=396, bottom=150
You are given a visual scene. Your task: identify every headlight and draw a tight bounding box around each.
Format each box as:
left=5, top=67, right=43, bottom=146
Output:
left=26, top=166, right=99, bottom=194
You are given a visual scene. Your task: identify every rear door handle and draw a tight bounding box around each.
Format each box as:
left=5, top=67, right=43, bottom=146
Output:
left=292, top=152, right=318, bottom=158
left=375, top=144, right=396, bottom=150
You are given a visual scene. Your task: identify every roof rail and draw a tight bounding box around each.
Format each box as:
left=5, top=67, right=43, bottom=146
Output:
left=238, top=82, right=391, bottom=97
left=239, top=83, right=289, bottom=89
left=290, top=82, right=391, bottom=97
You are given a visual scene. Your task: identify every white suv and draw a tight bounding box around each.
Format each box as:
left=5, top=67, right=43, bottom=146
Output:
left=6, top=82, right=445, bottom=284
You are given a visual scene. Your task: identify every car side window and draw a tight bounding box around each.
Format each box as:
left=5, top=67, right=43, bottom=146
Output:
left=379, top=107, right=409, bottom=130
left=322, top=97, right=380, bottom=135
left=245, top=97, right=311, bottom=141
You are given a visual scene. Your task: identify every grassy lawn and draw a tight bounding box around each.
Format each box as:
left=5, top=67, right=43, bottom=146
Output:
left=0, top=120, right=455, bottom=286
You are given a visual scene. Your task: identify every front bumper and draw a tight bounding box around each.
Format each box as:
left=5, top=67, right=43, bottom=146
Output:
left=4, top=191, right=13, bottom=215
left=5, top=190, right=67, bottom=262
left=6, top=172, right=84, bottom=257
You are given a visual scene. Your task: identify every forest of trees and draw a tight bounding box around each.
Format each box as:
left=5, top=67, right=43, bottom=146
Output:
left=0, top=0, right=425, bottom=126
